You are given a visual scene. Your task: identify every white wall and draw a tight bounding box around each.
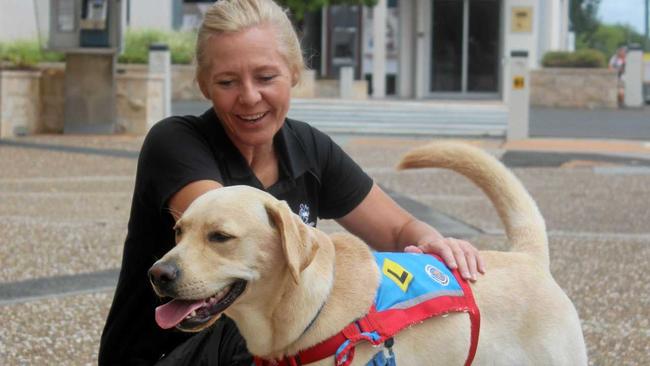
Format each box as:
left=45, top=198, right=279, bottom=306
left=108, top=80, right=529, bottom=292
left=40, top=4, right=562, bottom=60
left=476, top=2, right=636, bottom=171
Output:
left=0, top=0, right=41, bottom=42
left=538, top=0, right=570, bottom=60
left=503, top=0, right=540, bottom=69
left=128, top=0, right=172, bottom=30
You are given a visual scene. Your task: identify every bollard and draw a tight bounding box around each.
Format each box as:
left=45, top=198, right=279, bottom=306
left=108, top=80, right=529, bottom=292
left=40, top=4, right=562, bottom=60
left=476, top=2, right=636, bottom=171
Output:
left=506, top=50, right=530, bottom=141
left=339, top=66, right=354, bottom=99
left=623, top=45, right=644, bottom=108
left=149, top=43, right=172, bottom=118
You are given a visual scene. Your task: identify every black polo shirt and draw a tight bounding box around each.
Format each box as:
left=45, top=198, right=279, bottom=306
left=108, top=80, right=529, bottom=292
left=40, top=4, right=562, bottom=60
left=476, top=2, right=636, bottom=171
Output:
left=99, top=109, right=373, bottom=365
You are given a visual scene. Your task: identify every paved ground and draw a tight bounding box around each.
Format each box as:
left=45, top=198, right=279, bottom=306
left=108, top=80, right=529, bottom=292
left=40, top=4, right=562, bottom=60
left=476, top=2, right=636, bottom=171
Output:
left=1, top=132, right=649, bottom=365
left=530, top=106, right=650, bottom=140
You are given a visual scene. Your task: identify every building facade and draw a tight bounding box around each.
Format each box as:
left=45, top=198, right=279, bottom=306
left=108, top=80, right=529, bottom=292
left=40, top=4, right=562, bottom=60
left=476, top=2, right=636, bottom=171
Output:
left=316, top=0, right=570, bottom=99
left=1, top=0, right=570, bottom=100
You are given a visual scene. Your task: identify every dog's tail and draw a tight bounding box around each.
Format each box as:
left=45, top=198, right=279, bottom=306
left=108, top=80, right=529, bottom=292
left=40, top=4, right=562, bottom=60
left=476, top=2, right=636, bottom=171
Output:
left=397, top=141, right=549, bottom=268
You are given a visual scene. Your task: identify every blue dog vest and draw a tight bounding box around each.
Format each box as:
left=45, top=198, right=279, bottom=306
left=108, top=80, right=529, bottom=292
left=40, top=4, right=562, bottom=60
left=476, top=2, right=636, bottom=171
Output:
left=254, top=253, right=480, bottom=366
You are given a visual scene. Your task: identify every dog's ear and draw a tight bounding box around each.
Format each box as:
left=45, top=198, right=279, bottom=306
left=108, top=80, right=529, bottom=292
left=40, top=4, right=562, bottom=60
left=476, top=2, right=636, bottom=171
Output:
left=265, top=200, right=318, bottom=284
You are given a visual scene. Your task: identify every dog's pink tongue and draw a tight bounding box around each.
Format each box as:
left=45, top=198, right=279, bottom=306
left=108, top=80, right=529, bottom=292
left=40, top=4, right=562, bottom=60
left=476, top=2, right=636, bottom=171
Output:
left=155, top=299, right=206, bottom=329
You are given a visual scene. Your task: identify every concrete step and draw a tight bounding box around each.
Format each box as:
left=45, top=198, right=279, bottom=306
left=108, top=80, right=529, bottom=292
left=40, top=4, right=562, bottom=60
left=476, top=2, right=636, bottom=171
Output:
left=287, top=98, right=508, bottom=136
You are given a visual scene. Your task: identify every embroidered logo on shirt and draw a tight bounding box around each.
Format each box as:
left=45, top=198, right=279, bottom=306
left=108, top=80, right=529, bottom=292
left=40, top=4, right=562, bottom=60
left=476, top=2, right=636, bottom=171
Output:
left=298, top=203, right=315, bottom=226
left=382, top=258, right=414, bottom=292
left=425, top=264, right=450, bottom=286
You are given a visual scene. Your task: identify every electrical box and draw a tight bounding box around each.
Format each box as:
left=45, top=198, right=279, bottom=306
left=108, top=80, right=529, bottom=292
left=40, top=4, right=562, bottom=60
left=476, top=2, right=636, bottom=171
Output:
left=48, top=0, right=124, bottom=52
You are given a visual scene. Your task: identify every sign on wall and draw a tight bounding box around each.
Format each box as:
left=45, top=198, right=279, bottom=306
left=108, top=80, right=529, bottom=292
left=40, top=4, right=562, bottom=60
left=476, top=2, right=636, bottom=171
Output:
left=511, top=7, right=533, bottom=33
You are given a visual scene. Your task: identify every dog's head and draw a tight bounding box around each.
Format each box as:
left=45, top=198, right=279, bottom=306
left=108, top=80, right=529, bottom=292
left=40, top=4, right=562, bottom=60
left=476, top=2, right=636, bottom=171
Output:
left=148, top=185, right=319, bottom=332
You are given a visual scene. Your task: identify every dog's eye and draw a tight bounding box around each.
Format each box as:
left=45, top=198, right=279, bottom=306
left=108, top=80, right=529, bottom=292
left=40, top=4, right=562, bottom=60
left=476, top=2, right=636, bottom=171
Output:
left=174, top=227, right=182, bottom=240
left=208, top=231, right=232, bottom=243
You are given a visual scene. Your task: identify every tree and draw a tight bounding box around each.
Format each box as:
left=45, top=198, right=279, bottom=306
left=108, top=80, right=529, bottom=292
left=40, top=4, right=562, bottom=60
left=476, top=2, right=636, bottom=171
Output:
left=277, top=0, right=378, bottom=20
left=570, top=0, right=601, bottom=47
left=587, top=23, right=646, bottom=57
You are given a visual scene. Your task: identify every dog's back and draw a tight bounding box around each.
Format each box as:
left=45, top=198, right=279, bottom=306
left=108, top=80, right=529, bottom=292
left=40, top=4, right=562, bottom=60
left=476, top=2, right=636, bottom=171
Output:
left=394, top=142, right=587, bottom=365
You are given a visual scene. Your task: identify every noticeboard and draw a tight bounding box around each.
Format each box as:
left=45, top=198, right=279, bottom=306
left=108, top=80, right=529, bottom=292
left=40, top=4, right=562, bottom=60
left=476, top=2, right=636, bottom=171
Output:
left=511, top=7, right=533, bottom=33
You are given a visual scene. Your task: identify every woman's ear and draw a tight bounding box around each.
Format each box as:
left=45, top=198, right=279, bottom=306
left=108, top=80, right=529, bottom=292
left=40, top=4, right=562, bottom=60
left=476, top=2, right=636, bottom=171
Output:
left=291, top=68, right=300, bottom=87
left=198, top=77, right=211, bottom=100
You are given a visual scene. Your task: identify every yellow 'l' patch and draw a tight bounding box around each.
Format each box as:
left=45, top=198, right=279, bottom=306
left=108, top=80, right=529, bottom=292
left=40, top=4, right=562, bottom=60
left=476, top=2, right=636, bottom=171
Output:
left=382, top=258, right=413, bottom=292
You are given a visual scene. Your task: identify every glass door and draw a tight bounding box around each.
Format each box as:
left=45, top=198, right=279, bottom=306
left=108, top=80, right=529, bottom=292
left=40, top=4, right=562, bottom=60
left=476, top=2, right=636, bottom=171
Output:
left=431, top=0, right=500, bottom=95
left=431, top=0, right=463, bottom=92
left=468, top=0, right=500, bottom=92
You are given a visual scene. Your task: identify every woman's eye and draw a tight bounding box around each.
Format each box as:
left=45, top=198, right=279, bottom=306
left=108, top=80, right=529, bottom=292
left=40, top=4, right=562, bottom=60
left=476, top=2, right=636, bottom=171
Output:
left=208, top=231, right=232, bottom=243
left=216, top=80, right=233, bottom=87
left=259, top=75, right=276, bottom=82
left=174, top=227, right=182, bottom=239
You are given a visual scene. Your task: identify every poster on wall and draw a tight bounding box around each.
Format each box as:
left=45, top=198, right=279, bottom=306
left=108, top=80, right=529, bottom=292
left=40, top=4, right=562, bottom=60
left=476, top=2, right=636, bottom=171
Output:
left=511, top=7, right=533, bottom=33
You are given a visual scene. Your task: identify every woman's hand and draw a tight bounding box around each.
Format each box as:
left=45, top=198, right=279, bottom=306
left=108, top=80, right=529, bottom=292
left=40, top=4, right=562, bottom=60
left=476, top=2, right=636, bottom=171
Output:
left=337, top=184, right=486, bottom=282
left=404, top=235, right=485, bottom=281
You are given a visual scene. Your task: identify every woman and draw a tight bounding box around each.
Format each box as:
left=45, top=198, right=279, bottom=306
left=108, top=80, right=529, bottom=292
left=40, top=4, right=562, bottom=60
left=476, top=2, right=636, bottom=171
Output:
left=608, top=46, right=626, bottom=107
left=99, top=0, right=484, bottom=364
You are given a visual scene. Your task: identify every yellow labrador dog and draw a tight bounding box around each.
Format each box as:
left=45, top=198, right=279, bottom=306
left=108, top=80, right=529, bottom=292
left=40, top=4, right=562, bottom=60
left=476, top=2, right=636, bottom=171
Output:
left=149, top=142, right=587, bottom=365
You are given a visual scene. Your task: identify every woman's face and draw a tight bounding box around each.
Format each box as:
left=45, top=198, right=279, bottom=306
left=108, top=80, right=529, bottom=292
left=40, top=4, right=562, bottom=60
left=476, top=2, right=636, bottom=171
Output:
left=199, top=24, right=295, bottom=149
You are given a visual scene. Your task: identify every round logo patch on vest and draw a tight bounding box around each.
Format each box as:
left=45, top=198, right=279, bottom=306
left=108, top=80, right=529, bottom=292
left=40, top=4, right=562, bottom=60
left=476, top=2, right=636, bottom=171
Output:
left=425, top=264, right=450, bottom=286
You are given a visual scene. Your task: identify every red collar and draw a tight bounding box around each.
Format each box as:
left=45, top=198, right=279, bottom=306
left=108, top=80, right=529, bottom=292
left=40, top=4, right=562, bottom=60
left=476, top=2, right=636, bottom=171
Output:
left=253, top=321, right=354, bottom=366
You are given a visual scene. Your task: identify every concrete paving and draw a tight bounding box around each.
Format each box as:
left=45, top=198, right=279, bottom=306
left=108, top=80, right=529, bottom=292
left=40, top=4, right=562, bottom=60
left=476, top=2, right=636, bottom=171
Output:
left=1, top=132, right=649, bottom=365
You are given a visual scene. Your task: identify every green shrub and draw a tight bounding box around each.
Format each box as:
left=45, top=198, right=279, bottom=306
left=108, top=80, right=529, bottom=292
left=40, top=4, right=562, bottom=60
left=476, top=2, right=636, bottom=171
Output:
left=571, top=49, right=607, bottom=67
left=0, top=39, right=65, bottom=69
left=542, top=49, right=606, bottom=68
left=0, top=30, right=195, bottom=69
left=119, top=29, right=196, bottom=65
left=0, top=40, right=41, bottom=68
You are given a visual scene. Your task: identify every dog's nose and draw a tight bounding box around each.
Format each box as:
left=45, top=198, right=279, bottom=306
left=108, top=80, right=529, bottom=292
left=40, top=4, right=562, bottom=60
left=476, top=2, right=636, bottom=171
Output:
left=148, top=262, right=179, bottom=288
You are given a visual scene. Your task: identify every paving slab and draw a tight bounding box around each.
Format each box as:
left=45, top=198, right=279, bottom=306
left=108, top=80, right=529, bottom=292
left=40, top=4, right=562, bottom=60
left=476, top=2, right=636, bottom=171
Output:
left=1, top=133, right=649, bottom=366
left=0, top=291, right=113, bottom=366
left=0, top=218, right=125, bottom=283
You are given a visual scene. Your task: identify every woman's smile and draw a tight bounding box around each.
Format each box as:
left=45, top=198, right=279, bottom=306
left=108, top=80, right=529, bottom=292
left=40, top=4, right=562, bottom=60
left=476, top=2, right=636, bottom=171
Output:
left=236, top=111, right=268, bottom=123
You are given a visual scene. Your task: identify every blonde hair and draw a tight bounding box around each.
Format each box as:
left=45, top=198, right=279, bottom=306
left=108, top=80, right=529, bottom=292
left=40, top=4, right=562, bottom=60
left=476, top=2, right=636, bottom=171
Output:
left=195, top=0, right=304, bottom=84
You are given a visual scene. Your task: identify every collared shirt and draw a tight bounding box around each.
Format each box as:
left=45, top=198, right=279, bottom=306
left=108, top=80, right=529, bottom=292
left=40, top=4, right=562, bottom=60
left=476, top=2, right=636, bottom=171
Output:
left=99, top=108, right=374, bottom=365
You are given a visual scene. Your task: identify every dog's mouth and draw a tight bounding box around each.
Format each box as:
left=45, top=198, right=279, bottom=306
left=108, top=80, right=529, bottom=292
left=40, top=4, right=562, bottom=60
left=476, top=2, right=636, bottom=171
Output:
left=155, top=280, right=247, bottom=331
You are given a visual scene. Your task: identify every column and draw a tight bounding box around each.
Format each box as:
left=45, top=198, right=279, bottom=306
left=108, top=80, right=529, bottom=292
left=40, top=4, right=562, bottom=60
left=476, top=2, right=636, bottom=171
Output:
left=372, top=0, right=387, bottom=98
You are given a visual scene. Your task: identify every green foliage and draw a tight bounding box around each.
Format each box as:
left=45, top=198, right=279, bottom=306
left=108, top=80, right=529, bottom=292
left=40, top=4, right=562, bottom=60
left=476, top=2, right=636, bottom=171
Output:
left=542, top=49, right=606, bottom=68
left=278, top=0, right=378, bottom=20
left=0, top=39, right=64, bottom=69
left=119, top=29, right=196, bottom=64
left=581, top=23, right=646, bottom=57
left=570, top=0, right=601, bottom=46
left=571, top=0, right=647, bottom=56
left=0, top=30, right=196, bottom=68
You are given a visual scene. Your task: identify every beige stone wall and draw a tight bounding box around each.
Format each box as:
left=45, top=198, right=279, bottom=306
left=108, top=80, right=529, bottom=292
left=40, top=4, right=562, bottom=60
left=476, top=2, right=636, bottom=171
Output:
left=115, top=73, right=165, bottom=135
left=531, top=68, right=618, bottom=109
left=40, top=67, right=65, bottom=133
left=0, top=70, right=42, bottom=137
left=172, top=64, right=204, bottom=100
left=311, top=79, right=369, bottom=100
left=1, top=63, right=370, bottom=138
left=1, top=64, right=165, bottom=136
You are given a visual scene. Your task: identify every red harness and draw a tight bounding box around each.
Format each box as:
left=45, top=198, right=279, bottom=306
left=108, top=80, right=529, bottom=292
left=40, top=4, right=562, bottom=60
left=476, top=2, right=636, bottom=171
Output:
left=253, top=259, right=480, bottom=366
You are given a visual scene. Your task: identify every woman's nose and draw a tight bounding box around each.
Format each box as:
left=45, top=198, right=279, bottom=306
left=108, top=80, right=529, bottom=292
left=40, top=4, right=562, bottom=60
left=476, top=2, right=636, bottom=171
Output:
left=238, top=82, right=262, bottom=106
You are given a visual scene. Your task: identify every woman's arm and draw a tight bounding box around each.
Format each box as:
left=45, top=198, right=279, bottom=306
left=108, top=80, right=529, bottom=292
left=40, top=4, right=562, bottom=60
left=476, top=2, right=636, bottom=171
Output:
left=168, top=180, right=223, bottom=219
left=336, top=183, right=485, bottom=281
